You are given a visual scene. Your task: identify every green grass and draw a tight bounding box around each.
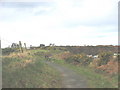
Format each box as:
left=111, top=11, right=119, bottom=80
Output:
left=2, top=54, right=62, bottom=88
left=52, top=59, right=118, bottom=88
left=29, top=49, right=49, bottom=54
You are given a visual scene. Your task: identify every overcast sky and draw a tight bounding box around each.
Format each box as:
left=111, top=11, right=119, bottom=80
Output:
left=0, top=0, right=118, bottom=48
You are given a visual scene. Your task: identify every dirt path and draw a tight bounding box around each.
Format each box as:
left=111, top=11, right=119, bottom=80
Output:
left=45, top=61, right=88, bottom=88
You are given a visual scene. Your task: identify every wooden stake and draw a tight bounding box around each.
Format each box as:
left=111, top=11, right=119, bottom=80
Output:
left=24, top=43, right=27, bottom=51
left=19, top=41, right=23, bottom=53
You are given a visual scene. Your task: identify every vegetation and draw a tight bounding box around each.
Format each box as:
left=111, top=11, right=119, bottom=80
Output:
left=65, top=53, right=93, bottom=66
left=64, top=46, right=117, bottom=55
left=44, top=46, right=118, bottom=88
left=98, top=52, right=113, bottom=65
left=2, top=51, right=62, bottom=88
left=2, top=45, right=119, bottom=88
left=2, top=48, right=18, bottom=55
left=52, top=59, right=118, bottom=88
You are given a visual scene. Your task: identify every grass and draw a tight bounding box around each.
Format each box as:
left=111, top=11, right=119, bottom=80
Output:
left=52, top=59, right=118, bottom=88
left=2, top=48, right=118, bottom=88
left=30, top=49, right=49, bottom=53
left=2, top=52, right=62, bottom=88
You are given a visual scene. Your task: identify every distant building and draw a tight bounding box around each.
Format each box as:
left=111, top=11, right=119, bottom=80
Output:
left=40, top=44, right=45, bottom=47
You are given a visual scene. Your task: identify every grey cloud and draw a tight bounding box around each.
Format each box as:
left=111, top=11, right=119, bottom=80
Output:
left=0, top=2, right=53, bottom=8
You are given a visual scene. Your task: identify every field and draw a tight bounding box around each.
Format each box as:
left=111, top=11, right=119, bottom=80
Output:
left=2, top=46, right=119, bottom=88
left=2, top=51, right=62, bottom=88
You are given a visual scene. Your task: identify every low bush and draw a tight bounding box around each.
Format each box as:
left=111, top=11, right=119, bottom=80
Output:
left=65, top=53, right=93, bottom=66
left=98, top=52, right=113, bottom=65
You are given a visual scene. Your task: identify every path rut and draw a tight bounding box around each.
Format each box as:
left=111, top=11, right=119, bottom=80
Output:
left=45, top=61, right=88, bottom=88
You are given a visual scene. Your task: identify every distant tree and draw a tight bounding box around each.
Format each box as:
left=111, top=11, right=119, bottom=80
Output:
left=49, top=43, right=55, bottom=46
left=49, top=43, right=52, bottom=46
left=11, top=43, right=19, bottom=48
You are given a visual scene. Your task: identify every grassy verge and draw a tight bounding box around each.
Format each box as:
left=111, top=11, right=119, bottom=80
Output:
left=52, top=59, right=118, bottom=88
left=2, top=52, right=62, bottom=88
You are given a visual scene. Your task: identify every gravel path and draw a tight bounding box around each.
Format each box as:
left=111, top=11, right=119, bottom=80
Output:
left=45, top=61, right=88, bottom=88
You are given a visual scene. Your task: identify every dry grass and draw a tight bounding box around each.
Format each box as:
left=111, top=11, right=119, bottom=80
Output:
left=3, top=51, right=34, bottom=69
left=3, top=51, right=31, bottom=58
left=2, top=51, right=62, bottom=88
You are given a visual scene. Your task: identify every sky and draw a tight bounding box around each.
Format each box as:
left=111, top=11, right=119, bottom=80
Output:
left=0, top=0, right=119, bottom=48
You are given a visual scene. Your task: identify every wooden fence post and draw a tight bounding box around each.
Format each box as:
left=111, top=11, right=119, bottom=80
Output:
left=19, top=41, right=23, bottom=53
left=24, top=43, right=27, bottom=51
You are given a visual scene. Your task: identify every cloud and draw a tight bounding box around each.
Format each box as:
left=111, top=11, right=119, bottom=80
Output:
left=0, top=0, right=118, bottom=48
left=0, top=2, right=54, bottom=22
left=52, top=0, right=118, bottom=27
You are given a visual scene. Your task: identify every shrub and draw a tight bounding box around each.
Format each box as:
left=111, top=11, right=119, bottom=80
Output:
left=65, top=53, right=93, bottom=66
left=89, top=58, right=101, bottom=68
left=96, top=60, right=118, bottom=75
left=98, top=52, right=113, bottom=65
left=2, top=48, right=18, bottom=55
